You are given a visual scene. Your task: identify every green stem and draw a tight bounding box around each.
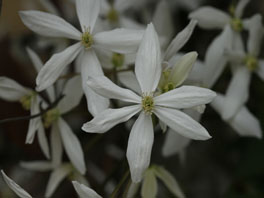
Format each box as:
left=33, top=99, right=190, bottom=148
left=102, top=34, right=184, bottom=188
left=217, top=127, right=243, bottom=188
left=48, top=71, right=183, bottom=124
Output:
left=110, top=169, right=130, bottom=198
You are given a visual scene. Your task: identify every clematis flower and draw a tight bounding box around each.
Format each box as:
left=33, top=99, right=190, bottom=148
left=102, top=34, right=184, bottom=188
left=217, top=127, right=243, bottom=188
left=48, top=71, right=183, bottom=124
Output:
left=19, top=0, right=144, bottom=116
left=82, top=23, right=216, bottom=182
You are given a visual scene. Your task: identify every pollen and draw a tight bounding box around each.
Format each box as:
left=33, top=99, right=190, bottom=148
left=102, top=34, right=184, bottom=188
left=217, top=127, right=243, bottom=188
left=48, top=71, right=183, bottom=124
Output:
left=142, top=94, right=154, bottom=115
left=81, top=29, right=93, bottom=49
left=111, top=53, right=124, bottom=68
left=43, top=108, right=60, bottom=128
left=230, top=18, right=243, bottom=32
left=244, top=55, right=258, bottom=71
left=107, top=8, right=119, bottom=23
left=19, top=92, right=36, bottom=110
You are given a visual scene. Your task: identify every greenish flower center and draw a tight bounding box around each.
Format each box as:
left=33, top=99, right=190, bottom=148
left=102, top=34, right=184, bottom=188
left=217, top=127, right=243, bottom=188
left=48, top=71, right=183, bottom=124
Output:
left=244, top=55, right=258, bottom=71
left=162, top=82, right=175, bottom=93
left=142, top=95, right=154, bottom=115
left=81, top=29, right=93, bottom=49
left=230, top=18, right=243, bottom=32
left=107, top=8, right=119, bottom=23
left=43, top=108, right=60, bottom=128
left=111, top=53, right=124, bottom=68
left=19, top=92, right=36, bottom=110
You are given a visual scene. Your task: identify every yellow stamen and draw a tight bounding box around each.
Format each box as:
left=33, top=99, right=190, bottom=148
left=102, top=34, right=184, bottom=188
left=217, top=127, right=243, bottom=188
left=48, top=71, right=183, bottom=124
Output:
left=142, top=94, right=154, bottom=115
left=107, top=8, right=119, bottom=23
left=81, top=28, right=93, bottom=49
left=162, top=82, right=175, bottom=93
left=43, top=108, right=60, bottom=128
left=111, top=53, right=124, bottom=68
left=230, top=18, right=243, bottom=32
left=244, top=55, right=258, bottom=71
left=19, top=92, right=36, bottom=110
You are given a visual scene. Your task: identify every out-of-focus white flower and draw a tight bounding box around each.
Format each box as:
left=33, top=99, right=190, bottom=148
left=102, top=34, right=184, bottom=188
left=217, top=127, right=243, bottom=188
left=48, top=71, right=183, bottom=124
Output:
left=72, top=181, right=102, bottom=198
left=82, top=23, right=215, bottom=182
left=1, top=170, right=32, bottom=198
left=19, top=0, right=144, bottom=116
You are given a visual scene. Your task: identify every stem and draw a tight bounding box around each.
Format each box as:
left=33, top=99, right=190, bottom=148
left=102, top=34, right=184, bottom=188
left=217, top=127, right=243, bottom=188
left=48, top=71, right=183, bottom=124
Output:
left=0, top=95, right=64, bottom=124
left=110, top=169, right=130, bottom=198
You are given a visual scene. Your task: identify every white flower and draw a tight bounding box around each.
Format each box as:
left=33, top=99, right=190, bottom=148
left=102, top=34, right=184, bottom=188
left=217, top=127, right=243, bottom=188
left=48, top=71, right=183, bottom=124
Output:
left=82, top=23, right=216, bottom=182
left=19, top=0, right=144, bottom=116
left=72, top=181, right=102, bottom=198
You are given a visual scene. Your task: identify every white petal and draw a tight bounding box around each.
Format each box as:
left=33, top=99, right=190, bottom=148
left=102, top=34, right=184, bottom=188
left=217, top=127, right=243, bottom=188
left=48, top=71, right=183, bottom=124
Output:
left=155, top=86, right=216, bottom=109
left=20, top=161, right=53, bottom=171
left=162, top=129, right=191, bottom=157
left=257, top=60, right=264, bottom=80
left=19, top=11, right=81, bottom=40
left=94, top=28, right=144, bottom=54
left=26, top=47, right=43, bottom=73
left=0, top=77, right=31, bottom=101
left=127, top=112, right=154, bottom=183
left=76, top=0, right=100, bottom=32
left=36, top=42, right=82, bottom=91
left=80, top=50, right=109, bottom=116
left=153, top=166, right=185, bottom=198
left=117, top=71, right=141, bottom=95
left=58, top=76, right=83, bottom=114
left=244, top=14, right=263, bottom=56
left=222, top=67, right=251, bottom=120
left=51, top=123, right=63, bottom=167
left=87, top=75, right=141, bottom=103
left=189, top=6, right=230, bottom=29
left=141, top=169, right=157, bottom=198
left=1, top=170, right=32, bottom=198
left=154, top=107, right=211, bottom=140
left=45, top=164, right=72, bottom=197
left=203, top=26, right=233, bottom=88
left=230, top=106, right=262, bottom=138
left=72, top=181, right=102, bottom=198
left=135, top=23, right=161, bottom=93
left=168, top=52, right=198, bottom=87
left=127, top=182, right=140, bottom=198
left=82, top=105, right=141, bottom=133
left=58, top=118, right=86, bottom=174
left=163, top=20, right=197, bottom=61
left=100, top=0, right=110, bottom=15
left=37, top=121, right=50, bottom=159
left=25, top=96, right=41, bottom=144
left=235, top=0, right=249, bottom=18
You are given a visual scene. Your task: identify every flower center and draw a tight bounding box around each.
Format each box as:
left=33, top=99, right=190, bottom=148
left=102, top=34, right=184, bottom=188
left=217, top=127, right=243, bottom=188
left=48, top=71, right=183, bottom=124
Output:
left=230, top=18, right=243, bottom=32
left=19, top=92, right=36, bottom=110
left=142, top=94, right=154, bottom=115
left=111, top=53, right=124, bottom=68
left=162, top=82, right=175, bottom=93
left=43, top=108, right=60, bottom=128
left=244, top=55, right=258, bottom=71
left=107, top=8, right=119, bottom=23
left=81, top=29, right=93, bottom=49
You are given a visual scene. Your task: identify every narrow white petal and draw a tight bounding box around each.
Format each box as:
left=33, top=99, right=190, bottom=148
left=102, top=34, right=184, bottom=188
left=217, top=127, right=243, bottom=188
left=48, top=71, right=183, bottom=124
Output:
left=26, top=96, right=41, bottom=144
left=19, top=11, right=81, bottom=40
left=37, top=121, right=50, bottom=159
left=189, top=6, right=230, bottom=29
left=155, top=86, right=216, bottom=109
left=235, top=0, right=249, bottom=18
left=203, top=26, right=233, bottom=88
left=1, top=170, right=32, bottom=198
left=36, top=42, right=82, bottom=91
left=58, top=118, right=86, bottom=174
left=141, top=169, right=157, bottom=198
left=127, top=112, right=154, bottom=183
left=58, top=76, right=83, bottom=114
left=45, top=164, right=72, bottom=197
left=87, top=75, right=141, bottom=103
left=225, top=50, right=245, bottom=64
left=80, top=50, right=109, bottom=116
left=153, top=166, right=185, bottom=198
left=76, top=0, right=100, bottom=32
left=168, top=52, right=198, bottom=87
left=0, top=77, right=30, bottom=101
left=72, top=181, right=102, bottom=198
left=100, top=0, right=110, bottom=15
left=222, top=67, right=251, bottom=120
left=94, top=28, right=144, bottom=54
left=163, top=20, right=197, bottom=61
left=244, top=14, right=263, bottom=56
left=20, top=161, right=53, bottom=171
left=135, top=23, right=161, bottom=93
left=257, top=60, right=264, bottom=80
left=162, top=129, right=191, bottom=157
left=82, top=105, right=141, bottom=133
left=117, top=71, right=141, bottom=95
left=26, top=47, right=43, bottom=73
left=154, top=107, right=211, bottom=140
left=51, top=123, right=63, bottom=167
